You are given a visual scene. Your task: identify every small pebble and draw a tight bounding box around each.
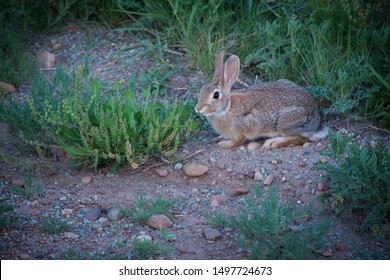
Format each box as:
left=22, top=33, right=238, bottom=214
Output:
left=174, top=163, right=183, bottom=170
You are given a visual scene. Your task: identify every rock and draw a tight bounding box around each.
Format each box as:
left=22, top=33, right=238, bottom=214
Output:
left=51, top=146, right=66, bottom=157
left=155, top=168, right=168, bottom=177
left=85, top=208, right=101, bottom=221
left=320, top=250, right=333, bottom=257
left=19, top=254, right=32, bottom=260
left=224, top=227, right=233, bottom=232
left=107, top=61, right=117, bottom=67
left=98, top=217, right=109, bottom=225
left=11, top=179, right=25, bottom=187
left=61, top=208, right=73, bottom=217
left=50, top=39, right=62, bottom=51
left=135, top=234, right=152, bottom=242
left=263, top=175, right=274, bottom=186
left=335, top=243, right=348, bottom=252
left=204, top=227, right=221, bottom=241
left=320, top=156, right=328, bottom=163
left=318, top=183, right=328, bottom=191
left=81, top=176, right=92, bottom=184
left=247, top=142, right=260, bottom=150
left=254, top=171, right=263, bottom=181
left=38, top=198, right=52, bottom=205
left=64, top=232, right=79, bottom=239
left=31, top=200, right=39, bottom=207
left=226, top=167, right=233, bottom=173
left=298, top=162, right=307, bottom=168
left=146, top=214, right=173, bottom=229
left=174, top=163, right=183, bottom=170
left=288, top=225, right=305, bottom=231
left=210, top=195, right=227, bottom=205
left=234, top=187, right=249, bottom=196
left=178, top=247, right=188, bottom=254
left=381, top=224, right=390, bottom=237
left=0, top=82, right=16, bottom=94
left=210, top=199, right=219, bottom=208
left=183, top=163, right=208, bottom=177
left=107, top=208, right=121, bottom=221
left=59, top=196, right=67, bottom=201
left=37, top=51, right=56, bottom=68
left=303, top=142, right=310, bottom=147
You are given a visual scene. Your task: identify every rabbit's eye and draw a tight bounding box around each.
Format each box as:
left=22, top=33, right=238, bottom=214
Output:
left=213, top=91, right=220, bottom=99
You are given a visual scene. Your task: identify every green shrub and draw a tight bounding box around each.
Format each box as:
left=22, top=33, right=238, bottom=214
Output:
left=207, top=186, right=329, bottom=259
left=24, top=64, right=197, bottom=171
left=131, top=238, right=173, bottom=260
left=316, top=129, right=390, bottom=234
left=121, top=193, right=176, bottom=223
left=0, top=199, right=16, bottom=230
left=41, top=218, right=70, bottom=234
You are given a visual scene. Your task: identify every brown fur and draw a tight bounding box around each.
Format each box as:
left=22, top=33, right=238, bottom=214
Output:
left=195, top=48, right=327, bottom=149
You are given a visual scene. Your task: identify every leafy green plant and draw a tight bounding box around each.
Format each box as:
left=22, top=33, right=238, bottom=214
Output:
left=41, top=218, right=70, bottom=233
left=24, top=63, right=197, bottom=171
left=207, top=186, right=329, bottom=259
left=11, top=175, right=43, bottom=197
left=121, top=193, right=176, bottom=223
left=0, top=199, right=16, bottom=230
left=316, top=129, right=390, bottom=234
left=131, top=238, right=173, bottom=260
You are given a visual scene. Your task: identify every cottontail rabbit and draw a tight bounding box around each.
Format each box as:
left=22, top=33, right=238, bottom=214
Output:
left=195, top=48, right=328, bottom=149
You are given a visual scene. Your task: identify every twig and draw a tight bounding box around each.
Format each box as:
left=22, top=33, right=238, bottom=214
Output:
left=367, top=125, right=390, bottom=134
left=39, top=67, right=57, bottom=71
left=236, top=78, right=249, bottom=87
left=163, top=45, right=185, bottom=56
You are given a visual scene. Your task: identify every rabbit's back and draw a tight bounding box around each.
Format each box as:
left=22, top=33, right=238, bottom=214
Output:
left=230, top=79, right=321, bottom=136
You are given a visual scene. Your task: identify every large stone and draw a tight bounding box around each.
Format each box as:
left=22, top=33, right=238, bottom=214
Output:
left=234, top=187, right=249, bottom=196
left=37, top=51, right=56, bottom=68
left=107, top=208, right=121, bottom=221
left=263, top=175, right=274, bottom=186
left=183, top=163, right=208, bottom=177
left=210, top=195, right=227, bottom=205
left=204, top=227, right=221, bottom=241
left=146, top=214, right=173, bottom=229
left=81, top=176, right=92, bottom=184
left=11, top=179, right=25, bottom=187
left=254, top=171, right=263, bottom=181
left=85, top=208, right=102, bottom=221
left=64, top=232, right=79, bottom=239
left=0, top=82, right=16, bottom=94
left=155, top=168, right=168, bottom=177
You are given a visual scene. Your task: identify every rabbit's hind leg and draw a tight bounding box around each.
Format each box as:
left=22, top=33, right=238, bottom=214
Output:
left=263, top=136, right=307, bottom=150
left=217, top=135, right=246, bottom=148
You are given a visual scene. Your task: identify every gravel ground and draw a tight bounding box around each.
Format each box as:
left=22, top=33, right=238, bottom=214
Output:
left=1, top=21, right=389, bottom=260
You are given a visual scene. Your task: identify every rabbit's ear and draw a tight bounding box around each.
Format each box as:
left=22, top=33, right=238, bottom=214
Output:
left=212, top=48, right=225, bottom=81
left=223, top=55, right=239, bottom=91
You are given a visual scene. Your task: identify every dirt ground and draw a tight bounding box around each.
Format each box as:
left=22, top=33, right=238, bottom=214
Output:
left=1, top=22, right=389, bottom=260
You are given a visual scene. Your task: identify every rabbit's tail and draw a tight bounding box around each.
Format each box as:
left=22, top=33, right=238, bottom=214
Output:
left=309, top=125, right=328, bottom=141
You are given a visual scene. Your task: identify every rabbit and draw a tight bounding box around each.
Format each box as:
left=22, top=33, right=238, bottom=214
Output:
left=195, top=48, right=328, bottom=149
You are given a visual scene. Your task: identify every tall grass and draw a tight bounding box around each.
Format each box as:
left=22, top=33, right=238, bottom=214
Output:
left=118, top=0, right=389, bottom=124
left=1, top=0, right=389, bottom=127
